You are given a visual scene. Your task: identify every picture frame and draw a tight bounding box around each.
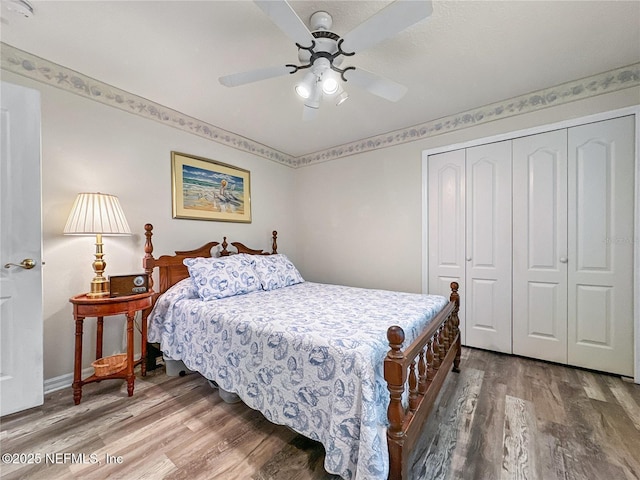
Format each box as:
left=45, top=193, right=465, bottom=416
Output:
left=171, top=151, right=251, bottom=223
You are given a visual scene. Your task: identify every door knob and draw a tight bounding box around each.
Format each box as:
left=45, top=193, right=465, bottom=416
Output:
left=559, top=257, right=568, bottom=264
left=4, top=258, right=36, bottom=269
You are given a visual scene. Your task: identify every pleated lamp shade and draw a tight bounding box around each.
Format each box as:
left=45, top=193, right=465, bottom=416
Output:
left=64, top=192, right=131, bottom=298
left=64, top=193, right=131, bottom=236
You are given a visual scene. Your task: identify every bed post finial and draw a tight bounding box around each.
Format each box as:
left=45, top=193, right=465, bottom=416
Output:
left=144, top=224, right=153, bottom=254
left=143, top=224, right=155, bottom=291
left=220, top=237, right=229, bottom=256
left=272, top=230, right=278, bottom=254
left=387, top=326, right=405, bottom=359
left=450, top=282, right=459, bottom=307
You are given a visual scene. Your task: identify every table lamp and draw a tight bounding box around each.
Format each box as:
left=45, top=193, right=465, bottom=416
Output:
left=63, top=192, right=132, bottom=298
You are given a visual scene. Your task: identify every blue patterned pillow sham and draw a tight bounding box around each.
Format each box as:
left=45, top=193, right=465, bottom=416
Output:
left=183, top=254, right=260, bottom=300
left=253, top=254, right=304, bottom=290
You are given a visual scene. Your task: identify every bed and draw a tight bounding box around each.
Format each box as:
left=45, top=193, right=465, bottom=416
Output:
left=141, top=224, right=461, bottom=480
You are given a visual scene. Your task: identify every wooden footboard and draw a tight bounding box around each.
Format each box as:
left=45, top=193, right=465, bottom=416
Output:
left=384, top=282, right=461, bottom=480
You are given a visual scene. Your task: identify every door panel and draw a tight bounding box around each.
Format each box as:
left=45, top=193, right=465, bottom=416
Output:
left=527, top=282, right=560, bottom=338
left=428, top=149, right=466, bottom=343
left=568, top=116, right=635, bottom=376
left=465, top=141, right=512, bottom=353
left=469, top=278, right=497, bottom=329
left=512, top=130, right=568, bottom=363
left=0, top=82, right=43, bottom=416
left=576, top=285, right=612, bottom=345
left=575, top=141, right=611, bottom=271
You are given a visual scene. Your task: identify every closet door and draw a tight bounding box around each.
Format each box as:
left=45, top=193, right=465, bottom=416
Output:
left=567, top=116, right=635, bottom=376
left=512, top=130, right=568, bottom=363
left=465, top=141, right=512, bottom=354
left=428, top=149, right=466, bottom=344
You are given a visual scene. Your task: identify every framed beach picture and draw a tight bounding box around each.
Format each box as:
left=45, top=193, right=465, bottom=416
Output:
left=171, top=151, right=251, bottom=223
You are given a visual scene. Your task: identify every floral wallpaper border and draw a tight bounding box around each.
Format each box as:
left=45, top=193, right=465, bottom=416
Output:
left=0, top=43, right=296, bottom=166
left=296, top=63, right=640, bottom=166
left=2, top=43, right=638, bottom=168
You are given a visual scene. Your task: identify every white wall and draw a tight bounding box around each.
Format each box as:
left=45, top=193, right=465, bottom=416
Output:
left=294, top=143, right=424, bottom=292
left=3, top=70, right=296, bottom=382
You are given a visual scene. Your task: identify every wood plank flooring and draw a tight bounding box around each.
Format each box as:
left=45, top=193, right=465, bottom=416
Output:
left=1, top=348, right=638, bottom=480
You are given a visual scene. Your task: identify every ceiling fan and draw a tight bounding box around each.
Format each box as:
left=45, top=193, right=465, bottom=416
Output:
left=218, top=0, right=433, bottom=120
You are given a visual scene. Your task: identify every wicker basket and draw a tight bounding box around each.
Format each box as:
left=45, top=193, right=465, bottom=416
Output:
left=92, top=354, right=127, bottom=377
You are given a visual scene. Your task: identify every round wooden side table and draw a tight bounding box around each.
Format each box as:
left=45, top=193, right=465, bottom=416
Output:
left=69, top=292, right=153, bottom=405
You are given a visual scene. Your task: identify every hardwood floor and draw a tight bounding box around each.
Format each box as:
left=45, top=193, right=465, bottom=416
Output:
left=1, top=348, right=638, bottom=480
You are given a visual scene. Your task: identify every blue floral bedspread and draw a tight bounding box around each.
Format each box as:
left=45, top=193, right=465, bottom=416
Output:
left=147, top=280, right=448, bottom=480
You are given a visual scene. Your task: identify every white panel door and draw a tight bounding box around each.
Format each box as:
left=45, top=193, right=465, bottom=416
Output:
left=513, top=130, right=568, bottom=363
left=428, top=149, right=466, bottom=343
left=0, top=82, right=44, bottom=416
left=465, top=141, right=512, bottom=353
left=568, top=116, right=635, bottom=376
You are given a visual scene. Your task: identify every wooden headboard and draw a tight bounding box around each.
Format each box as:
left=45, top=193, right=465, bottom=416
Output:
left=141, top=223, right=278, bottom=297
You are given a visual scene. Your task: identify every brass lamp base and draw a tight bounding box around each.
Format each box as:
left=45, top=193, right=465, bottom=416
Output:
left=86, top=233, right=110, bottom=298
left=87, top=277, right=110, bottom=298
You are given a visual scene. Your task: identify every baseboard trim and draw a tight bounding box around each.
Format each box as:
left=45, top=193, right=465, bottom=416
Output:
left=44, top=367, right=92, bottom=394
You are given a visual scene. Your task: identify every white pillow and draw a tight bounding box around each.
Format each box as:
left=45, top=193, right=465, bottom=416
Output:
left=183, top=254, right=260, bottom=300
left=252, top=254, right=304, bottom=290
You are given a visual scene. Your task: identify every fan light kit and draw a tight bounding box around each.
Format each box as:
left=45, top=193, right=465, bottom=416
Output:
left=219, top=0, right=433, bottom=120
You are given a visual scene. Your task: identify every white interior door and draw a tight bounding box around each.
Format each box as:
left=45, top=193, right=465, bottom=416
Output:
left=0, top=81, right=43, bottom=416
left=428, top=149, right=466, bottom=344
left=512, top=129, right=568, bottom=363
left=568, top=116, right=635, bottom=376
left=465, top=141, right=512, bottom=354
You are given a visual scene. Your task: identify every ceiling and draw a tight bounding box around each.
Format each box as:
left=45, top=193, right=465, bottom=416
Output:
left=1, top=0, right=639, bottom=159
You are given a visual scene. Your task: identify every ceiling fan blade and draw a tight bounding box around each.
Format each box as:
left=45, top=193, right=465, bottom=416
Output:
left=341, top=0, right=433, bottom=54
left=343, top=68, right=408, bottom=102
left=254, top=0, right=315, bottom=49
left=219, top=65, right=295, bottom=87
